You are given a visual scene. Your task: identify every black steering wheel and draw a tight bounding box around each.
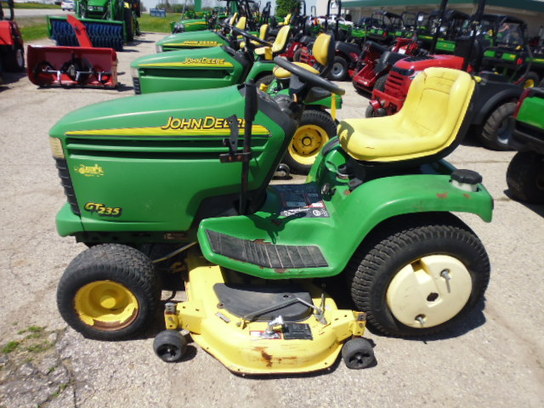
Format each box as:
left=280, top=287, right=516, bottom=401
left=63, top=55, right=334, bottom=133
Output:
left=273, top=56, right=346, bottom=95
left=230, top=25, right=272, bottom=47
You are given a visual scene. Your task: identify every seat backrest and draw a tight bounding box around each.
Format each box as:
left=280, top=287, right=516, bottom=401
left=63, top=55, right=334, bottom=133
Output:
left=280, top=13, right=292, bottom=26
left=271, top=25, right=291, bottom=54
left=259, top=24, right=269, bottom=40
left=312, top=33, right=334, bottom=68
left=398, top=67, right=475, bottom=155
left=235, top=16, right=247, bottom=30
left=228, top=13, right=238, bottom=26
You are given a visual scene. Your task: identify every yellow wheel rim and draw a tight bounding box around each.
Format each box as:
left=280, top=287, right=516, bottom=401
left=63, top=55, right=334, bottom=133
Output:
left=386, top=255, right=472, bottom=329
left=524, top=78, right=536, bottom=89
left=288, top=124, right=330, bottom=166
left=75, top=281, right=139, bottom=330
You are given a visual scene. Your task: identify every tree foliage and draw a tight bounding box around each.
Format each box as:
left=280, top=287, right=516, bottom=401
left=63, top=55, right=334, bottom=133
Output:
left=275, top=0, right=300, bottom=18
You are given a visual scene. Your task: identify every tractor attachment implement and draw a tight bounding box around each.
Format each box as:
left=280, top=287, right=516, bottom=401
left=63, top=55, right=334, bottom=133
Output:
left=27, top=15, right=118, bottom=88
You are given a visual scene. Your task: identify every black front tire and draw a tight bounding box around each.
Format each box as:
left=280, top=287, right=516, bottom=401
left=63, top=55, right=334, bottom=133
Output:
left=283, top=109, right=337, bottom=174
left=479, top=102, right=516, bottom=151
left=506, top=151, right=544, bottom=204
left=329, top=55, right=348, bottom=81
left=153, top=330, right=187, bottom=362
left=57, top=244, right=161, bottom=341
left=373, top=75, right=387, bottom=92
left=345, top=215, right=490, bottom=337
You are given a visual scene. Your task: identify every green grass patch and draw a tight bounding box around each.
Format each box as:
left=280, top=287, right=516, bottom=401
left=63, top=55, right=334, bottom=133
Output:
left=13, top=2, right=59, bottom=9
left=2, top=341, right=20, bottom=354
left=16, top=16, right=49, bottom=42
left=139, top=13, right=182, bottom=34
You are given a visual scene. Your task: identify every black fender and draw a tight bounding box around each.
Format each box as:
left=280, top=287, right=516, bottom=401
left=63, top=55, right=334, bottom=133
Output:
left=471, top=77, right=523, bottom=126
left=335, top=41, right=360, bottom=61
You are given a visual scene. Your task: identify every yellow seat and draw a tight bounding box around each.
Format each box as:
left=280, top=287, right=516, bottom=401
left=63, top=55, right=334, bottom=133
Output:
left=278, top=13, right=292, bottom=26
left=273, top=62, right=320, bottom=79
left=240, top=24, right=270, bottom=49
left=235, top=16, right=247, bottom=30
left=273, top=33, right=332, bottom=78
left=255, top=25, right=291, bottom=60
left=338, top=68, right=476, bottom=162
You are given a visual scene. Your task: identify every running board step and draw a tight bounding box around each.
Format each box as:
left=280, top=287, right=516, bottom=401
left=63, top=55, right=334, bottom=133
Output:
left=206, top=230, right=329, bottom=270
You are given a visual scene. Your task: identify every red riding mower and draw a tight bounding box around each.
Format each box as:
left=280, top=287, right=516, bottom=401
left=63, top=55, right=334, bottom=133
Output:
left=0, top=0, right=24, bottom=81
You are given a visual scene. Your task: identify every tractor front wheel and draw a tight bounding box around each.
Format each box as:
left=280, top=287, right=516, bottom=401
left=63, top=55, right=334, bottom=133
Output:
left=479, top=102, right=516, bottom=151
left=346, top=216, right=490, bottom=337
left=284, top=109, right=336, bottom=174
left=57, top=244, right=161, bottom=341
left=506, top=151, right=544, bottom=204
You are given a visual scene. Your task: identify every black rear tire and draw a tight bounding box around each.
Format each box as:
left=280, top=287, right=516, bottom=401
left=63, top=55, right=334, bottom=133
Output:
left=329, top=55, right=348, bottom=81
left=124, top=9, right=134, bottom=43
left=5, top=45, right=24, bottom=72
left=57, top=244, right=161, bottom=341
left=506, top=151, right=544, bottom=204
left=345, top=215, right=490, bottom=337
left=479, top=102, right=516, bottom=151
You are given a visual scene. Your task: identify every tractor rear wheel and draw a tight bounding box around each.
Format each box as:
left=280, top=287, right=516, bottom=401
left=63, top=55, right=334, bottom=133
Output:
left=345, top=215, right=490, bottom=337
left=283, top=109, right=336, bottom=174
left=5, top=44, right=24, bottom=72
left=57, top=244, right=161, bottom=340
left=506, top=151, right=544, bottom=204
left=329, top=56, right=348, bottom=81
left=124, top=9, right=134, bottom=43
left=479, top=102, right=516, bottom=151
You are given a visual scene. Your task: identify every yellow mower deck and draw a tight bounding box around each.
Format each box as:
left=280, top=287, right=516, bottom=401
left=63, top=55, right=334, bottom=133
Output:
left=162, top=250, right=369, bottom=374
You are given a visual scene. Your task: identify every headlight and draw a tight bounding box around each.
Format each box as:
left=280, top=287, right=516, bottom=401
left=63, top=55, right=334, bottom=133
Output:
left=130, top=66, right=140, bottom=78
left=155, top=44, right=163, bottom=53
left=49, top=137, right=65, bottom=159
left=88, top=6, right=105, bottom=11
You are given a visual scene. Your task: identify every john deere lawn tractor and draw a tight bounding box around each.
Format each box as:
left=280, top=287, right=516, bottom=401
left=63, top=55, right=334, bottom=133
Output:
left=50, top=58, right=492, bottom=373
left=48, top=0, right=141, bottom=51
left=132, top=29, right=341, bottom=174
left=507, top=87, right=544, bottom=204
left=157, top=0, right=259, bottom=52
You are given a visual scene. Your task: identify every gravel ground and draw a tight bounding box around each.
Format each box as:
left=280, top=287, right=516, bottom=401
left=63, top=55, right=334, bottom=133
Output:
left=0, top=31, right=543, bottom=408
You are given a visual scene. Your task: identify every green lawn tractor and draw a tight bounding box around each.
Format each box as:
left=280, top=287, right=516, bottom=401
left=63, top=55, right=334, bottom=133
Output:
left=132, top=28, right=340, bottom=174
left=157, top=0, right=260, bottom=52
left=48, top=0, right=141, bottom=51
left=507, top=87, right=544, bottom=204
left=50, top=62, right=492, bottom=374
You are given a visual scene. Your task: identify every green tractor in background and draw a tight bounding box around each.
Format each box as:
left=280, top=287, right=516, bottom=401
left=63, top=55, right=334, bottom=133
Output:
left=48, top=0, right=141, bottom=51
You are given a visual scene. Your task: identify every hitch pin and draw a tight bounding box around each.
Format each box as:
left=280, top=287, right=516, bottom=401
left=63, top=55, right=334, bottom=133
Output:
left=441, top=269, right=452, bottom=293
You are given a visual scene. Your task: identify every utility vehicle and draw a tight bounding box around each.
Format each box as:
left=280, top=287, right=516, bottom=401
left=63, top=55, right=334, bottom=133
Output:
left=507, top=87, right=544, bottom=204
left=50, top=55, right=492, bottom=373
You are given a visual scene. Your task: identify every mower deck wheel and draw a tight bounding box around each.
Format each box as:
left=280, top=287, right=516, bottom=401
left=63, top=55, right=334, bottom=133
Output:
left=57, top=244, right=160, bottom=340
left=154, top=330, right=188, bottom=362
left=342, top=338, right=376, bottom=369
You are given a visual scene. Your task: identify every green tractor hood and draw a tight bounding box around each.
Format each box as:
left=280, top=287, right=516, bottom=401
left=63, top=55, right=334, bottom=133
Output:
left=49, top=86, right=296, bottom=239
left=131, top=45, right=245, bottom=94
left=156, top=30, right=229, bottom=51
